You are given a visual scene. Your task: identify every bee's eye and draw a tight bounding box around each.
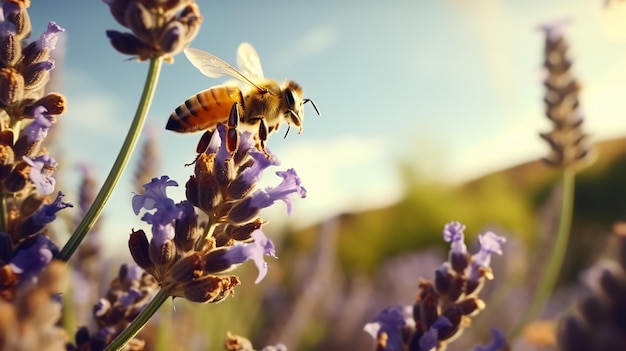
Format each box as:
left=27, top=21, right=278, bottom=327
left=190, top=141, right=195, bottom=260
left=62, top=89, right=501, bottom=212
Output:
left=285, top=89, right=298, bottom=109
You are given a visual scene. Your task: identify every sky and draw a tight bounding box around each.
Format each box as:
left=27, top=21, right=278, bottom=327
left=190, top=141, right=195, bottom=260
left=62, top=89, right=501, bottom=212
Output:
left=25, top=1, right=626, bottom=252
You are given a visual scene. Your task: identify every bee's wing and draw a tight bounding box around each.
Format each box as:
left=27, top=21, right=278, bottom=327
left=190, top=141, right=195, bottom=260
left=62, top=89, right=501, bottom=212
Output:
left=184, top=47, right=265, bottom=91
left=236, top=42, right=264, bottom=80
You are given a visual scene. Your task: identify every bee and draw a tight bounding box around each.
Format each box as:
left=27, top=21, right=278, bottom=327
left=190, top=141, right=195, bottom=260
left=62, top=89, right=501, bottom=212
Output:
left=166, top=42, right=319, bottom=155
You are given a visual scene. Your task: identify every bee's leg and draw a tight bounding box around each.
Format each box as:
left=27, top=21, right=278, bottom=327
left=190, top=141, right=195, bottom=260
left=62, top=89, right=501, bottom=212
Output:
left=185, top=130, right=214, bottom=166
left=195, top=130, right=214, bottom=154
left=257, top=118, right=270, bottom=158
left=226, top=102, right=240, bottom=154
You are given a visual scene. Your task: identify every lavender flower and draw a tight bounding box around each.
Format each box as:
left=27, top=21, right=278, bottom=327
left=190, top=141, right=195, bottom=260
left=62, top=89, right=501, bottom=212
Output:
left=129, top=121, right=306, bottom=304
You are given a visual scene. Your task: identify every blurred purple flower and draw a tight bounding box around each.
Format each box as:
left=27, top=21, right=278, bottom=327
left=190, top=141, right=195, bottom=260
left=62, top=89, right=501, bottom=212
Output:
left=28, top=191, right=72, bottom=227
left=537, top=18, right=571, bottom=40
left=9, top=234, right=59, bottom=284
left=418, top=316, right=452, bottom=351
left=469, top=231, right=506, bottom=281
left=363, top=305, right=410, bottom=351
left=443, top=221, right=467, bottom=255
left=473, top=329, right=507, bottom=351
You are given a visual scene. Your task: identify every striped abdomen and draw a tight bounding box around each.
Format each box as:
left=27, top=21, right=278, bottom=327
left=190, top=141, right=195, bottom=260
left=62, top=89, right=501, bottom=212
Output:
left=166, top=85, right=244, bottom=133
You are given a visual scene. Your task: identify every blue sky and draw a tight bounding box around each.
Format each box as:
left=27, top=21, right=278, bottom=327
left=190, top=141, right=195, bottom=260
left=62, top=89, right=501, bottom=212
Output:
left=27, top=1, right=626, bottom=251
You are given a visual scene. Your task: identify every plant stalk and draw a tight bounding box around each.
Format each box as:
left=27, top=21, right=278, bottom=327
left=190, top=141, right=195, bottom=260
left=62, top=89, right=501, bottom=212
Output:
left=104, top=289, right=170, bottom=351
left=57, top=56, right=163, bottom=262
left=511, top=169, right=575, bottom=337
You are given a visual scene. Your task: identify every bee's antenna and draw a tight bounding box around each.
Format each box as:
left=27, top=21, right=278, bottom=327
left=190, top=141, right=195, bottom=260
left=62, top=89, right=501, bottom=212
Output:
left=284, top=124, right=291, bottom=139
left=304, top=99, right=320, bottom=115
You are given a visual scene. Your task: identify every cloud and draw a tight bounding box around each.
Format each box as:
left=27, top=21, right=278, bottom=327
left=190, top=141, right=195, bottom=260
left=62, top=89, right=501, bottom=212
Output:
left=269, top=24, right=337, bottom=70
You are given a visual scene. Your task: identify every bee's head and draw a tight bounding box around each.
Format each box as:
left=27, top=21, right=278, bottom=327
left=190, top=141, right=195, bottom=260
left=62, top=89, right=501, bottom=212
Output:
left=283, top=80, right=319, bottom=136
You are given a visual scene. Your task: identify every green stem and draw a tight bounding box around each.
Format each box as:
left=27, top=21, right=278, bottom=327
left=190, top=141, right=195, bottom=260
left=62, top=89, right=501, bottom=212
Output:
left=511, top=169, right=575, bottom=337
left=104, top=289, right=170, bottom=351
left=57, top=56, right=163, bottom=262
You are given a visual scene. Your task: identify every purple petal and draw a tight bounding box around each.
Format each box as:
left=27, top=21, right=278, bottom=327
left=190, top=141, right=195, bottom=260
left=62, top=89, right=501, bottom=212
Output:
left=29, top=191, right=73, bottom=227
left=222, top=230, right=276, bottom=284
left=38, top=21, right=65, bottom=50
left=249, top=168, right=306, bottom=216
left=23, top=155, right=58, bottom=195
left=132, top=176, right=178, bottom=214
left=419, top=317, right=452, bottom=351
left=21, top=106, right=53, bottom=144
left=443, top=221, right=467, bottom=255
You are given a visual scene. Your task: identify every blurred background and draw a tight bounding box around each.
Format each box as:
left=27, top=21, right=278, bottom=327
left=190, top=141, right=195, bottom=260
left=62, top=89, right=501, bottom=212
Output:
left=26, top=0, right=626, bottom=350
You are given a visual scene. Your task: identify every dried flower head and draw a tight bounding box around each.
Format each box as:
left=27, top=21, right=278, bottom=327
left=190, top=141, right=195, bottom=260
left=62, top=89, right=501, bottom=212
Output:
left=103, top=0, right=203, bottom=62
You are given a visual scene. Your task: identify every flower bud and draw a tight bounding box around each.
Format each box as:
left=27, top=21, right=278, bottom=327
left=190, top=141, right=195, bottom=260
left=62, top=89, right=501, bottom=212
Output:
left=30, top=93, right=67, bottom=116
left=128, top=229, right=153, bottom=273
left=148, top=239, right=176, bottom=266
left=0, top=67, right=24, bottom=108
left=170, top=252, right=204, bottom=283
left=180, top=275, right=240, bottom=303
left=4, top=161, right=29, bottom=193
left=0, top=32, right=21, bottom=67
left=124, top=2, right=152, bottom=39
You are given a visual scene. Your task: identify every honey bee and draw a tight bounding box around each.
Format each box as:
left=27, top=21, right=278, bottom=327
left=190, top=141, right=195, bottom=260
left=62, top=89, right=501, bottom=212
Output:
left=166, top=42, right=319, bottom=155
